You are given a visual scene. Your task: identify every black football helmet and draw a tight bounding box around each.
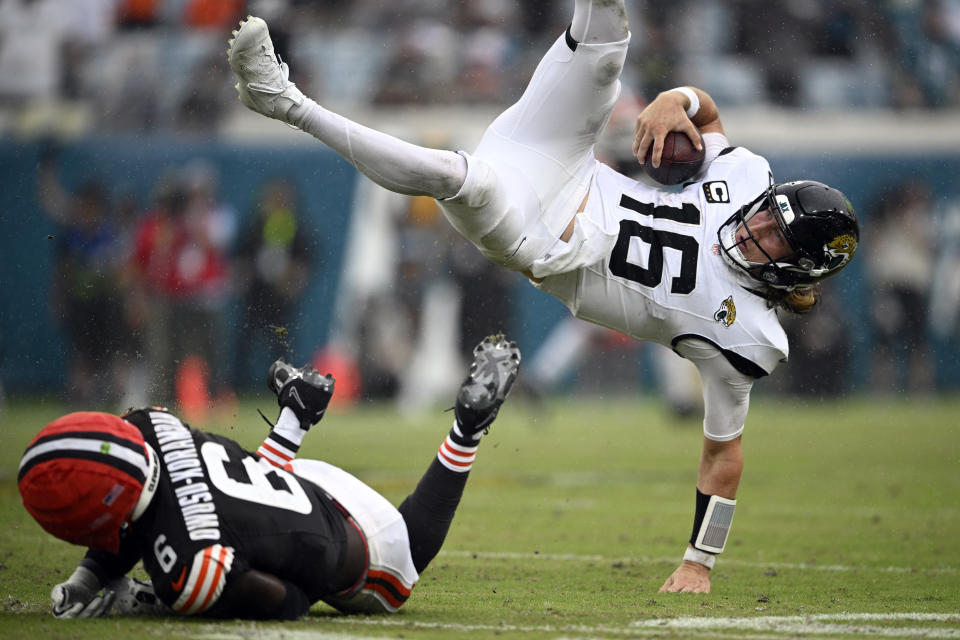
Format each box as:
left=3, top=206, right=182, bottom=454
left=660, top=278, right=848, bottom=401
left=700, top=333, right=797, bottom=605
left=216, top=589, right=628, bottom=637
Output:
left=718, top=180, right=859, bottom=289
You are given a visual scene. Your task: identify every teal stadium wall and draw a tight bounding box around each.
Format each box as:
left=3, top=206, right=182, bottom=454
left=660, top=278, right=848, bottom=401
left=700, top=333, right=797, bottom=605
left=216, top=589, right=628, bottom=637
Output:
left=0, top=139, right=357, bottom=393
left=2, top=139, right=960, bottom=393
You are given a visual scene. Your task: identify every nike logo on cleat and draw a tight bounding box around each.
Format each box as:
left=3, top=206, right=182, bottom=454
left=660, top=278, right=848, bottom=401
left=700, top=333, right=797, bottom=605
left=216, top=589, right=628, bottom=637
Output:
left=288, top=386, right=306, bottom=410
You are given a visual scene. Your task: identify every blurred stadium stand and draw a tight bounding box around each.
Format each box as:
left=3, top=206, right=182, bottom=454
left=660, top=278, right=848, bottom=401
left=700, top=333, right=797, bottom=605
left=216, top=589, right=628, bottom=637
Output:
left=2, top=0, right=960, bottom=401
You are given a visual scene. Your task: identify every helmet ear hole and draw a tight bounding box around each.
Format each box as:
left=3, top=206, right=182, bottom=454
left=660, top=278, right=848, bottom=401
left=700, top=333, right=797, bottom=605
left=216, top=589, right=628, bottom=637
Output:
left=760, top=266, right=780, bottom=284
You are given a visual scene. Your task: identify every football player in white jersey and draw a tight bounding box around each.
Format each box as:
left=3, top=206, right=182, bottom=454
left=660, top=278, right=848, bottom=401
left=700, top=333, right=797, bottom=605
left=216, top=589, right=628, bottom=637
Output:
left=228, top=0, right=859, bottom=594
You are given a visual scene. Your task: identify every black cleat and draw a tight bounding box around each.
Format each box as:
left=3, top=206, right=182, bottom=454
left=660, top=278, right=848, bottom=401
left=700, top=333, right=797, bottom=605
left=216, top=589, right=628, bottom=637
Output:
left=267, top=359, right=335, bottom=428
left=454, top=334, right=521, bottom=438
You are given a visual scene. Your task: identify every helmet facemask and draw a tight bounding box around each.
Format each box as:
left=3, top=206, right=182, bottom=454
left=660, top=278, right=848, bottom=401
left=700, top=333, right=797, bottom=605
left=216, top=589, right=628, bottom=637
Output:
left=718, top=194, right=800, bottom=288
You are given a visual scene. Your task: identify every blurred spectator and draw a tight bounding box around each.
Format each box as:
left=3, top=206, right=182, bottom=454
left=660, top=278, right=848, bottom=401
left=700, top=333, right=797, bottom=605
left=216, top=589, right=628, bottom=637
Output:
left=930, top=200, right=960, bottom=342
left=118, top=0, right=244, bottom=30
left=349, top=191, right=513, bottom=411
left=373, top=21, right=459, bottom=106
left=390, top=194, right=461, bottom=411
left=183, top=0, right=245, bottom=30
left=129, top=163, right=236, bottom=414
left=777, top=293, right=853, bottom=397
left=885, top=0, right=960, bottom=108
left=519, top=316, right=702, bottom=419
left=452, top=2, right=518, bottom=103
left=1, top=0, right=957, bottom=135
left=176, top=49, right=232, bottom=132
left=394, top=196, right=445, bottom=322
left=0, top=0, right=114, bottom=104
left=37, top=149, right=128, bottom=406
left=354, top=292, right=414, bottom=400
left=174, top=161, right=237, bottom=415
left=94, top=33, right=162, bottom=132
left=117, top=0, right=162, bottom=29
left=234, top=177, right=315, bottom=390
left=448, top=232, right=516, bottom=358
left=129, top=173, right=187, bottom=403
left=730, top=2, right=818, bottom=106
left=866, top=179, right=937, bottom=394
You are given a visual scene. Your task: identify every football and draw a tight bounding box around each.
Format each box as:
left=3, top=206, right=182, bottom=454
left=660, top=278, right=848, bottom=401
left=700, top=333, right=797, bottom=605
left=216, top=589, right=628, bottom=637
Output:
left=642, top=131, right=705, bottom=185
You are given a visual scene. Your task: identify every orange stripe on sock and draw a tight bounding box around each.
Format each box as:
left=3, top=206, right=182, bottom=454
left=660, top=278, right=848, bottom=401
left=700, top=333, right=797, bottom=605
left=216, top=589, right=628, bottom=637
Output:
left=441, top=442, right=475, bottom=461
left=260, top=441, right=293, bottom=461
left=442, top=437, right=478, bottom=454
left=438, top=445, right=473, bottom=467
left=257, top=448, right=283, bottom=467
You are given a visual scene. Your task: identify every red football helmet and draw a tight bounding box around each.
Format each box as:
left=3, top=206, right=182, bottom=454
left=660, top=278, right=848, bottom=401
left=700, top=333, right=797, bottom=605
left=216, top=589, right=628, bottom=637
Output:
left=18, top=412, right=159, bottom=552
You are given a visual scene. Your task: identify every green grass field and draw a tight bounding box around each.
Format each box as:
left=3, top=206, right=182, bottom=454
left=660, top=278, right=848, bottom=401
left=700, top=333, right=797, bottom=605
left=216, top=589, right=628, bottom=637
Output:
left=1, top=393, right=958, bottom=639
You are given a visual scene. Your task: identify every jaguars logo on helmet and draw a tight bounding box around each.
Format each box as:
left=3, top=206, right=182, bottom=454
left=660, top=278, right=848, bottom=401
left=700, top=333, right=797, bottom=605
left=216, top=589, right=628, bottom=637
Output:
left=824, top=234, right=857, bottom=269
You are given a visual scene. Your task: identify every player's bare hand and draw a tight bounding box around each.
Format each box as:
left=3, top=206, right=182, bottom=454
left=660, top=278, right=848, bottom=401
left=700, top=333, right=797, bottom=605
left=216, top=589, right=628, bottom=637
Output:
left=633, top=91, right=702, bottom=168
left=659, top=561, right=711, bottom=593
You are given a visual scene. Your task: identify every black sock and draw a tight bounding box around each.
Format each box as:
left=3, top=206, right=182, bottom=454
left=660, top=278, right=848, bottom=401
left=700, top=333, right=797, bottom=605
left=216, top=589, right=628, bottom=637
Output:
left=398, top=421, right=477, bottom=573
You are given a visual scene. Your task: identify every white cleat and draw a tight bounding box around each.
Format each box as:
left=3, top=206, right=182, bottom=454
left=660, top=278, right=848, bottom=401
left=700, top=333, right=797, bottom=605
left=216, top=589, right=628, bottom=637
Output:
left=227, top=15, right=304, bottom=122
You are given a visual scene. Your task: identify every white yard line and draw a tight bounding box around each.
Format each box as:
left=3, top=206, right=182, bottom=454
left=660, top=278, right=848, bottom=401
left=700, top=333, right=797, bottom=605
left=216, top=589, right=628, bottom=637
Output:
left=329, top=613, right=960, bottom=638
left=331, top=618, right=813, bottom=638
left=632, top=612, right=960, bottom=637
left=438, top=549, right=959, bottom=574
left=198, top=632, right=387, bottom=640
left=194, top=612, right=960, bottom=640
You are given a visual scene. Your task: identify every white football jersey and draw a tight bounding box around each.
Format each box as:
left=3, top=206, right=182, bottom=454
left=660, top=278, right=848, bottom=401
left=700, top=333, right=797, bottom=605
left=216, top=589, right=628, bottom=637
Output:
left=537, top=146, right=788, bottom=377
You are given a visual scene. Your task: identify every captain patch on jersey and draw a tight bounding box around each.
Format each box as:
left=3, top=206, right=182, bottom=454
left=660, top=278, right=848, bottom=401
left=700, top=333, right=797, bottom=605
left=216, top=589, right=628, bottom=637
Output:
left=703, top=181, right=730, bottom=203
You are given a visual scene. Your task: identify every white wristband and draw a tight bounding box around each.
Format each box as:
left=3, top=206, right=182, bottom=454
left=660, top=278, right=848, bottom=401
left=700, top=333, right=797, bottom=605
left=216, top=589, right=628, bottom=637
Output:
left=671, top=86, right=700, bottom=119
left=683, top=546, right=716, bottom=570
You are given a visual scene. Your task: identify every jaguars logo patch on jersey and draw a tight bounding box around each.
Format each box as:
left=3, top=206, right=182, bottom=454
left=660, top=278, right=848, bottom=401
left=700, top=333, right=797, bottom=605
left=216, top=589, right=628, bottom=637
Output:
left=714, top=296, right=736, bottom=327
left=703, top=181, right=730, bottom=203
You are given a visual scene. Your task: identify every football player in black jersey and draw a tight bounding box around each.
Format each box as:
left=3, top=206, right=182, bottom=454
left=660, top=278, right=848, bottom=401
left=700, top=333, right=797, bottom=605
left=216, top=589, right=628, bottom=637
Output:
left=18, top=335, right=521, bottom=619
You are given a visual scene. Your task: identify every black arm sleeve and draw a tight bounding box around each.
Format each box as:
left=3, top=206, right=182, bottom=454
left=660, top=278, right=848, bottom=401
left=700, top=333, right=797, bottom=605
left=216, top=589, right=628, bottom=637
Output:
left=206, top=568, right=311, bottom=620
left=80, top=536, right=143, bottom=585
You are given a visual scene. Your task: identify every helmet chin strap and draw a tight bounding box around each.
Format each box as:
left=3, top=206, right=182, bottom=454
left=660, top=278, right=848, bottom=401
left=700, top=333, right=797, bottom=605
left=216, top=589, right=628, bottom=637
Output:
left=131, top=443, right=160, bottom=522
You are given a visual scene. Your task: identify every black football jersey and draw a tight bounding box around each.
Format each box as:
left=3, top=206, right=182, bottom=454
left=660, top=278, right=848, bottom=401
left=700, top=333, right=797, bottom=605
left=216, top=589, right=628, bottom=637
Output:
left=83, top=409, right=350, bottom=615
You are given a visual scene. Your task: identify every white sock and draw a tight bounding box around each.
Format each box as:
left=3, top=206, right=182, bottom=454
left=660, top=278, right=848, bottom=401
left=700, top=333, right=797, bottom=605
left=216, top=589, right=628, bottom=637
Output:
left=258, top=407, right=308, bottom=467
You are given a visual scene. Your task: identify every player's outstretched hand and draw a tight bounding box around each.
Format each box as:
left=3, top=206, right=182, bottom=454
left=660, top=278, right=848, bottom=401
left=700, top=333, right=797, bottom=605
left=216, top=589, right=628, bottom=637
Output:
left=633, top=90, right=702, bottom=168
left=51, top=566, right=114, bottom=618
left=658, top=561, right=711, bottom=594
